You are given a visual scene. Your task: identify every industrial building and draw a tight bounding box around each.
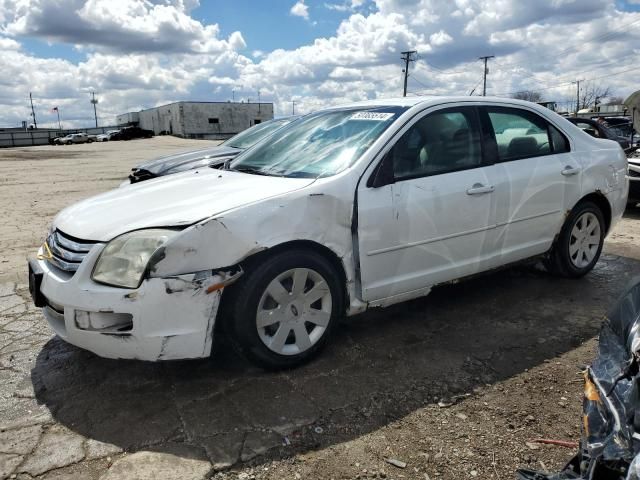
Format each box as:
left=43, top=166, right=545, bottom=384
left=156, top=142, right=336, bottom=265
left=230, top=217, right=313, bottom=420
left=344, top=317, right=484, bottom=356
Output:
left=116, top=101, right=274, bottom=139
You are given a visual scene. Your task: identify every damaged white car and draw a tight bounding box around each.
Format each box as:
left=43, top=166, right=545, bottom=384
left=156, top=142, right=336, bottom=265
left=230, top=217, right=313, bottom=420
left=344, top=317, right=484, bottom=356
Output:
left=29, top=97, right=628, bottom=369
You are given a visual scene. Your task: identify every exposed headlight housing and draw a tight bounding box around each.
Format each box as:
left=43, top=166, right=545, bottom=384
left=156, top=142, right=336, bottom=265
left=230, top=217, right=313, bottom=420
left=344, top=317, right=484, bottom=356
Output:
left=92, top=229, right=179, bottom=288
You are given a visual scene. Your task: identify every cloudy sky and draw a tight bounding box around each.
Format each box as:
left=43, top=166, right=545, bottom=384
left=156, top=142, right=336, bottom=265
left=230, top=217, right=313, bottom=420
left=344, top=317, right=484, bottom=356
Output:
left=0, top=0, right=639, bottom=128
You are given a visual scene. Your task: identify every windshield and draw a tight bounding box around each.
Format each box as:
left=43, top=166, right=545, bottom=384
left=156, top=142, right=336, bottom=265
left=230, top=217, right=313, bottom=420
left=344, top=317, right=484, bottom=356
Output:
left=229, top=107, right=405, bottom=178
left=224, top=118, right=292, bottom=149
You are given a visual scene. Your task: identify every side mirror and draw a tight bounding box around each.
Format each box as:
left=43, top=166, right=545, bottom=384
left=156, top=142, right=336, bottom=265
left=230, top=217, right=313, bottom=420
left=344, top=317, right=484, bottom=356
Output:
left=367, top=151, right=395, bottom=188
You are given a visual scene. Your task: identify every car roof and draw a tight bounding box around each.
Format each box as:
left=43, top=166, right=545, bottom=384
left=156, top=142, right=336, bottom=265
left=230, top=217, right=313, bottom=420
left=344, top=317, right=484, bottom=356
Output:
left=333, top=95, right=546, bottom=110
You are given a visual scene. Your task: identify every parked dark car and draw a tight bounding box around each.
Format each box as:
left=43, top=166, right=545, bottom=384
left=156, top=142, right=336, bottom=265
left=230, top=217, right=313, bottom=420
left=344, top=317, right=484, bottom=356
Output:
left=127, top=117, right=298, bottom=184
left=566, top=117, right=631, bottom=149
left=112, top=126, right=154, bottom=141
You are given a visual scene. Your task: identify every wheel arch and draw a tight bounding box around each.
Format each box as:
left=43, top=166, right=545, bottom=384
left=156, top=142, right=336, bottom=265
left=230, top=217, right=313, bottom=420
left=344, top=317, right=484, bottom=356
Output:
left=240, top=240, right=349, bottom=309
left=571, top=191, right=612, bottom=234
left=217, top=239, right=351, bottom=334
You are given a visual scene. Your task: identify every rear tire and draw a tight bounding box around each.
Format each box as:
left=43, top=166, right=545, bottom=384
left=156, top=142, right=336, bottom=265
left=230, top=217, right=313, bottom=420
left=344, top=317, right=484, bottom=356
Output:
left=545, top=201, right=605, bottom=278
left=227, top=249, right=343, bottom=369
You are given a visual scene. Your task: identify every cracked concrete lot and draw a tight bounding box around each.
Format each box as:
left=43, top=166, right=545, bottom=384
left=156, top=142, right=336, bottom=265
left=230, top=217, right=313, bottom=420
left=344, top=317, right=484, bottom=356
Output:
left=1, top=138, right=640, bottom=479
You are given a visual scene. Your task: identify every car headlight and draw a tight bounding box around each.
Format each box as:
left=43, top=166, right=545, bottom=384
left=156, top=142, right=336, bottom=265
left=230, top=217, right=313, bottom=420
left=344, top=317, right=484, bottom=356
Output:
left=92, top=229, right=179, bottom=288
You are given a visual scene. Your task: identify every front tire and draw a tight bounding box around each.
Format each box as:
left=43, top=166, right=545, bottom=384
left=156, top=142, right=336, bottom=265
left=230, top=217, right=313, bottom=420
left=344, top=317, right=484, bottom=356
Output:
left=228, top=249, right=343, bottom=369
left=546, top=201, right=605, bottom=277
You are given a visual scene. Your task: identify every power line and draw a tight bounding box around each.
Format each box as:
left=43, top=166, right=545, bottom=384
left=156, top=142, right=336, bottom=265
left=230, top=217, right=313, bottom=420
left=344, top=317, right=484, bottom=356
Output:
left=492, top=64, right=640, bottom=97
left=409, top=75, right=429, bottom=90
left=491, top=17, right=640, bottom=74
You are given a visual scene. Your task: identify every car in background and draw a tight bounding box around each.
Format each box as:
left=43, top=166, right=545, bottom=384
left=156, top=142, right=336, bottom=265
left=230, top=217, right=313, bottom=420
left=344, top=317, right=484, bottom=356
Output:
left=111, top=126, right=154, bottom=141
left=54, top=133, right=94, bottom=145
left=566, top=117, right=630, bottom=149
left=30, top=97, right=627, bottom=369
left=127, top=117, right=298, bottom=183
left=96, top=130, right=120, bottom=142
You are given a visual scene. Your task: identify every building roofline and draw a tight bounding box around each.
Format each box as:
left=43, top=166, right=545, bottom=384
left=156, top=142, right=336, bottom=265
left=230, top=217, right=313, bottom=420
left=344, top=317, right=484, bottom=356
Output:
left=120, top=101, right=274, bottom=115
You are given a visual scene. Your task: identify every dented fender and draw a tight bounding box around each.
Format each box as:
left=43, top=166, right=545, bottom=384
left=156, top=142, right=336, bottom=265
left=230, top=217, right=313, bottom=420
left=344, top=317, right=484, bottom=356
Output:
left=148, top=178, right=364, bottom=315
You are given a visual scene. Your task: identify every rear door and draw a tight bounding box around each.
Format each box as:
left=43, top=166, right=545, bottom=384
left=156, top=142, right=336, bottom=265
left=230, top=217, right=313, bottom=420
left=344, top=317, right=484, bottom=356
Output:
left=357, top=105, right=498, bottom=302
left=482, top=106, right=580, bottom=266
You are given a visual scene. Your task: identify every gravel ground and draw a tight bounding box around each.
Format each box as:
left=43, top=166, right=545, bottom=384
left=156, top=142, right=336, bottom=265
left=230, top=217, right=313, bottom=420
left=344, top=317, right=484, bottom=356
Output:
left=1, top=138, right=640, bottom=480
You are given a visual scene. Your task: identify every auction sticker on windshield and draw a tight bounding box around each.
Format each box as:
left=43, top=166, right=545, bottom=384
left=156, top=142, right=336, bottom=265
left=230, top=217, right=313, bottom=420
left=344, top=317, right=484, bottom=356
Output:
left=350, top=112, right=395, bottom=121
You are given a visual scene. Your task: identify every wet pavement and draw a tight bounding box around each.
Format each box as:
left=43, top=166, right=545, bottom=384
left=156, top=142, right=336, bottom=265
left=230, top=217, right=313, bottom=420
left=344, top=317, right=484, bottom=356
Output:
left=1, top=254, right=638, bottom=479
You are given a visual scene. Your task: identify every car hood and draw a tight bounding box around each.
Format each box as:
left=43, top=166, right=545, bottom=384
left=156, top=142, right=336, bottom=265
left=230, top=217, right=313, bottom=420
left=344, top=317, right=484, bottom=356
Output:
left=133, top=145, right=241, bottom=175
left=53, top=168, right=316, bottom=241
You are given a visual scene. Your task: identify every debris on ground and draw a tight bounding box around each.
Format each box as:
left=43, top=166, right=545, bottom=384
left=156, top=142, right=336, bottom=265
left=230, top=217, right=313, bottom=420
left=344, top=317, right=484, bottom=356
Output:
left=517, top=278, right=640, bottom=480
left=384, top=458, right=407, bottom=469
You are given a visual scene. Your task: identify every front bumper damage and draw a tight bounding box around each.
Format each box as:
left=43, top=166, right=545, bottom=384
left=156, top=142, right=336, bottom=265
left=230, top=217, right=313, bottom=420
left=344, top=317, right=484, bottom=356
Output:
left=517, top=278, right=640, bottom=480
left=34, top=244, right=239, bottom=361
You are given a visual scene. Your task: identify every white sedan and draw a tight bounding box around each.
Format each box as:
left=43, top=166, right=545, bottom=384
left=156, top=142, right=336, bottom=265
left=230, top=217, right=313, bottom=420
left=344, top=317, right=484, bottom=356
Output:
left=96, top=130, right=120, bottom=142
left=29, top=96, right=628, bottom=368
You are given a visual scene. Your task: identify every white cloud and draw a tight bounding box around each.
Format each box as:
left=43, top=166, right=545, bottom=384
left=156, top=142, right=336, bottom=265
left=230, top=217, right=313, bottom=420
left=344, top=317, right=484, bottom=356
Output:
left=2, top=0, right=245, bottom=54
left=429, top=29, right=453, bottom=46
left=290, top=1, right=310, bottom=19
left=0, top=0, right=639, bottom=128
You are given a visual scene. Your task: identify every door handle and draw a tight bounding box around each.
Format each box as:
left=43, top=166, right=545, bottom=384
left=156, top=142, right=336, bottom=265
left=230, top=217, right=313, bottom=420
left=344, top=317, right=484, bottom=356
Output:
left=561, top=166, right=581, bottom=176
left=466, top=183, right=495, bottom=195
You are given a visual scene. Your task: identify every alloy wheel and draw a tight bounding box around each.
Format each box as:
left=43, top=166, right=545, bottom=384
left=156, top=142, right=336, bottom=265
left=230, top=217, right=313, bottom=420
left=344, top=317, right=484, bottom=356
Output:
left=256, top=268, right=332, bottom=356
left=569, top=212, right=601, bottom=268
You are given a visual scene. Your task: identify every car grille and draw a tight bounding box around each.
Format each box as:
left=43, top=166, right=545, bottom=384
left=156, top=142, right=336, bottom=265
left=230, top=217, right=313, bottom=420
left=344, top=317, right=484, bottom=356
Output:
left=629, top=168, right=640, bottom=178
left=46, top=230, right=97, bottom=272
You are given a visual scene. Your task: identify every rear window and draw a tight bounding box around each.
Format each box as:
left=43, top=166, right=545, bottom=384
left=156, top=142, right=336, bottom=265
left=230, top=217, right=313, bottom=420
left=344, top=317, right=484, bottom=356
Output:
left=486, top=107, right=568, bottom=161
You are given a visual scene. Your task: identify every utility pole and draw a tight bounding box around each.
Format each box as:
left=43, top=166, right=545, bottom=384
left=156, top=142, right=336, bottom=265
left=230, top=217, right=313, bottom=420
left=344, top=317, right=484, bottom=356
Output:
left=400, top=50, right=417, bottom=97
left=572, top=80, right=582, bottom=117
left=232, top=89, right=235, bottom=102
left=90, top=91, right=98, bottom=128
left=292, top=101, right=296, bottom=115
left=258, top=89, right=261, bottom=114
left=29, top=92, right=37, bottom=129
left=479, top=56, right=494, bottom=96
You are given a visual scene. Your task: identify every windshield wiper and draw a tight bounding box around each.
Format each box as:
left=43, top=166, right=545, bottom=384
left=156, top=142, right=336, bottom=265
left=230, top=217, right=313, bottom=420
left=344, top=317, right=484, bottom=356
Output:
left=231, top=166, right=279, bottom=176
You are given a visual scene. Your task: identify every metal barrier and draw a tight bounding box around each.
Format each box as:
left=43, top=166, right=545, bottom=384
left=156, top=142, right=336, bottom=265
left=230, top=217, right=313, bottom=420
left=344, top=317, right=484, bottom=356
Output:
left=0, top=126, right=120, bottom=148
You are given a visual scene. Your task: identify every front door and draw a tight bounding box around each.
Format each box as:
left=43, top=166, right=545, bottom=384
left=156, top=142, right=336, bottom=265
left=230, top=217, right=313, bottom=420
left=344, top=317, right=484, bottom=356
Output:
left=357, top=106, right=497, bottom=302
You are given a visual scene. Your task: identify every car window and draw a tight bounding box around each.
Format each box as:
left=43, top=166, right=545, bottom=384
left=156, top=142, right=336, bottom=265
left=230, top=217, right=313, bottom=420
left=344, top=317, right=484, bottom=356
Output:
left=487, top=108, right=551, bottom=161
left=549, top=125, right=570, bottom=153
left=230, top=107, right=405, bottom=178
left=575, top=122, right=600, bottom=137
left=224, top=119, right=291, bottom=149
left=391, top=107, right=482, bottom=181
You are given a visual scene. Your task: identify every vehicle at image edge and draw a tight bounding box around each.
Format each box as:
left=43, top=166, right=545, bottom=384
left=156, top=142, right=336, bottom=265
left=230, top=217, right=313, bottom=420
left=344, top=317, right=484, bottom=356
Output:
left=566, top=117, right=631, bottom=149
left=110, top=126, right=154, bottom=141
left=127, top=117, right=298, bottom=183
left=96, top=130, right=120, bottom=142
left=54, top=133, right=95, bottom=145
left=28, top=96, right=628, bottom=369
left=599, top=116, right=636, bottom=142
left=628, top=148, right=640, bottom=207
